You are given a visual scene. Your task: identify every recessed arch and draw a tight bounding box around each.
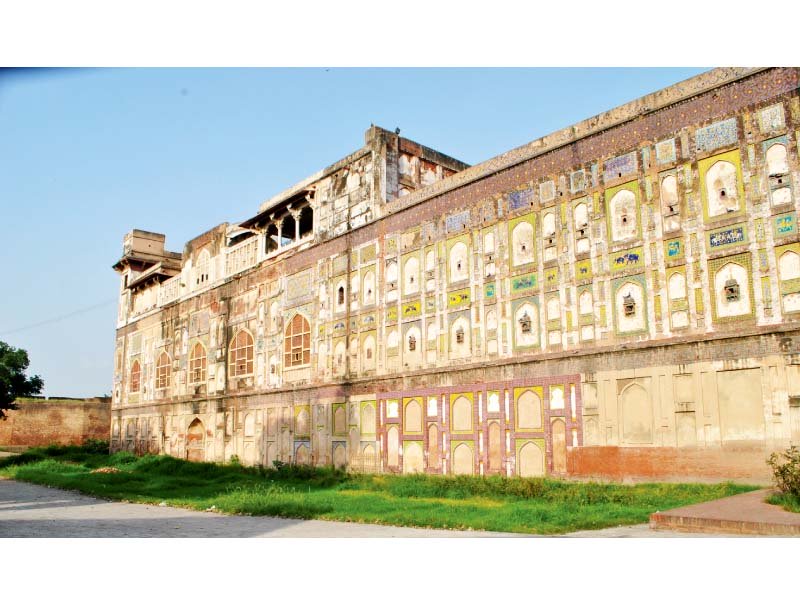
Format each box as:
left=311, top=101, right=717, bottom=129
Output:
left=705, top=160, right=739, bottom=217
left=610, top=189, right=637, bottom=241
left=511, top=221, right=534, bottom=266
left=284, top=313, right=311, bottom=367
left=229, top=329, right=254, bottom=377
left=189, top=342, right=207, bottom=384
left=518, top=442, right=544, bottom=477
left=451, top=395, right=472, bottom=431
left=452, top=443, right=473, bottom=475
left=449, top=241, right=468, bottom=283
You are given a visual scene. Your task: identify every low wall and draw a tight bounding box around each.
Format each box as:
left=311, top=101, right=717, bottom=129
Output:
left=0, top=397, right=111, bottom=449
left=567, top=444, right=774, bottom=485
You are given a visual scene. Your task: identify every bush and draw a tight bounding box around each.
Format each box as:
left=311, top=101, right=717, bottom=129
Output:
left=767, top=446, right=800, bottom=497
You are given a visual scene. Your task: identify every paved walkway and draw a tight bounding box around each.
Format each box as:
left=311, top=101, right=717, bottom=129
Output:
left=0, top=479, right=743, bottom=538
left=651, top=489, right=800, bottom=535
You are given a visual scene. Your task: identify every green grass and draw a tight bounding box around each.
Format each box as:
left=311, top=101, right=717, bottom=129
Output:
left=0, top=442, right=759, bottom=534
left=766, top=493, right=800, bottom=513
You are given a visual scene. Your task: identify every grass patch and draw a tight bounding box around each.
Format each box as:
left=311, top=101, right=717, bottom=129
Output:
left=766, top=493, right=800, bottom=513
left=0, top=443, right=759, bottom=535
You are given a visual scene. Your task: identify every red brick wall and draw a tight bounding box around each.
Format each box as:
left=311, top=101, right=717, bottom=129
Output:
left=0, top=398, right=111, bottom=449
left=567, top=445, right=774, bottom=485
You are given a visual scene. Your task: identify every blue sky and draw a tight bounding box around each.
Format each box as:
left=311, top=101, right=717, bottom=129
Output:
left=0, top=67, right=706, bottom=397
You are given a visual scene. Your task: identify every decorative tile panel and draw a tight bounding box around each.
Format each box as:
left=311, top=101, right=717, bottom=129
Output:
left=447, top=288, right=470, bottom=308
left=759, top=103, right=785, bottom=134
left=539, top=180, right=556, bottom=203
left=655, top=138, right=676, bottom=165
left=695, top=118, right=738, bottom=153
left=706, top=223, right=749, bottom=252
left=511, top=272, right=538, bottom=295
left=570, top=170, right=586, bottom=193
left=609, top=246, right=644, bottom=273
left=603, top=152, right=638, bottom=182
left=445, top=210, right=471, bottom=234
left=774, top=213, right=796, bottom=238
left=508, top=188, right=534, bottom=212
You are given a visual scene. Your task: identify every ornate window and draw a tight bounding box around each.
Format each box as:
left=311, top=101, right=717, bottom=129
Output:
left=189, top=343, right=206, bottom=384
left=623, top=293, right=636, bottom=317
left=724, top=278, right=740, bottom=302
left=337, top=285, right=345, bottom=306
left=518, top=311, right=532, bottom=334
left=129, top=360, right=141, bottom=393
left=195, top=249, right=210, bottom=288
left=155, top=352, right=171, bottom=389
left=229, top=329, right=254, bottom=377
left=408, top=334, right=416, bottom=352
left=284, top=314, right=311, bottom=367
left=455, top=327, right=465, bottom=344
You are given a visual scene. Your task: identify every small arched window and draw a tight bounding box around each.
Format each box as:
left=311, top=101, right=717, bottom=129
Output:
left=337, top=285, right=345, bottom=306
left=195, top=249, right=210, bottom=287
left=284, top=313, right=311, bottom=367
left=155, top=352, right=171, bottom=389
left=189, top=342, right=207, bottom=384
left=129, top=360, right=141, bottom=393
left=229, top=329, right=254, bottom=377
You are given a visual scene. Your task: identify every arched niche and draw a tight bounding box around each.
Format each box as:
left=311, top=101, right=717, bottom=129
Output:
left=713, top=262, right=750, bottom=319
left=488, top=422, right=502, bottom=472
left=451, top=395, right=472, bottom=431
left=516, top=390, right=542, bottom=430
left=386, top=426, right=399, bottom=467
left=518, top=442, right=544, bottom=477
left=186, top=418, right=205, bottom=462
left=361, top=403, right=376, bottom=435
left=616, top=281, right=645, bottom=333
left=620, top=383, right=653, bottom=444
left=404, top=398, right=422, bottom=433
left=333, top=405, right=346, bottom=434
left=705, top=160, right=740, bottom=217
left=403, top=442, right=424, bottom=474
left=767, top=143, right=789, bottom=176
left=452, top=443, right=473, bottom=475
left=668, top=272, right=687, bottom=300
left=427, top=423, right=440, bottom=469
left=514, top=302, right=538, bottom=346
left=243, top=413, right=255, bottom=437
left=511, top=221, right=534, bottom=266
left=362, top=271, right=375, bottom=305
left=551, top=419, right=567, bottom=473
left=403, top=256, right=420, bottom=295
left=779, top=251, right=800, bottom=281
left=449, top=241, right=468, bottom=283
left=295, top=407, right=310, bottom=436
left=579, top=290, right=593, bottom=315
left=609, top=189, right=637, bottom=241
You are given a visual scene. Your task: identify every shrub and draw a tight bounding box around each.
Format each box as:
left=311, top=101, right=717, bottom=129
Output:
left=767, top=445, right=800, bottom=497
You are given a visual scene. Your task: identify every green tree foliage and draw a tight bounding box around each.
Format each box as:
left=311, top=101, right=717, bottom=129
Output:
left=0, top=341, right=44, bottom=419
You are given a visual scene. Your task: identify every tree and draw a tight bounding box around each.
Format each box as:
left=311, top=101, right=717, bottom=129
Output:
left=0, top=341, right=44, bottom=420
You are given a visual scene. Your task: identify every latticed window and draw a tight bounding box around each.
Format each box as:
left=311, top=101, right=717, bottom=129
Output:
left=724, top=278, right=740, bottom=302
left=229, top=329, right=254, bottom=377
left=156, top=352, right=171, bottom=389
left=623, top=293, right=636, bottom=317
left=284, top=314, right=311, bottom=367
left=519, top=311, right=532, bottom=334
left=189, top=343, right=207, bottom=383
left=129, top=360, right=141, bottom=393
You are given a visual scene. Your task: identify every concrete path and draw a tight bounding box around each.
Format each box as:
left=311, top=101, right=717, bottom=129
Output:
left=0, top=479, right=742, bottom=538
left=651, top=489, right=800, bottom=535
